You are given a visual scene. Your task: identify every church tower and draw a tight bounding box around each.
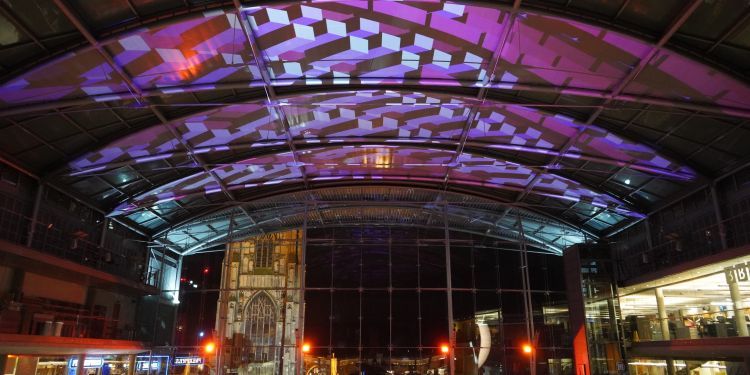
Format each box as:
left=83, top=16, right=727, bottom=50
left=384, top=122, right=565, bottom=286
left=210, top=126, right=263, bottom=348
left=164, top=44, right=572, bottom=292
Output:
left=216, top=230, right=303, bottom=375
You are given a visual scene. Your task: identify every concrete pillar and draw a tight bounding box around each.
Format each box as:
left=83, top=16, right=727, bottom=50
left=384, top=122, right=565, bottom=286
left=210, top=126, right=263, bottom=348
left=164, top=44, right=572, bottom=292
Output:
left=75, top=354, right=86, bottom=375
left=727, top=274, right=749, bottom=337
left=654, top=288, right=670, bottom=341
left=126, top=354, right=136, bottom=375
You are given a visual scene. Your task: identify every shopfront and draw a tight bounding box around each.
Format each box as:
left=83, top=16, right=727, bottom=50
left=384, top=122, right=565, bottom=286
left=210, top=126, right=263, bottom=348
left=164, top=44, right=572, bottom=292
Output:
left=619, top=255, right=750, bottom=343
left=617, top=255, right=750, bottom=374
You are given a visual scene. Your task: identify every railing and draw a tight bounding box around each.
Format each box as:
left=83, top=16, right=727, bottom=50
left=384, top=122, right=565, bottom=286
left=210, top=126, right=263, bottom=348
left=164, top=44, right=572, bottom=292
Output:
left=0, top=193, right=149, bottom=284
left=615, top=207, right=750, bottom=281
left=0, top=297, right=136, bottom=341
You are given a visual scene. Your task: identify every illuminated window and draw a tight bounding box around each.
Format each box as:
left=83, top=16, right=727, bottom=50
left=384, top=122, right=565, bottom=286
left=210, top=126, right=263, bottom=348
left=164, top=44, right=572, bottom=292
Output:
left=255, top=239, right=274, bottom=268
left=245, top=293, right=276, bottom=363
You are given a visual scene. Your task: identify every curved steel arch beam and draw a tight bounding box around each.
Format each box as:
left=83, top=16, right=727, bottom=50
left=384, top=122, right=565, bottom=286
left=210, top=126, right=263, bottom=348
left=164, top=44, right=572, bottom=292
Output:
left=171, top=200, right=580, bottom=243
left=63, top=135, right=695, bottom=181
left=179, top=203, right=566, bottom=255
left=107, top=143, right=642, bottom=218
left=67, top=138, right=669, bottom=213
left=185, top=223, right=559, bottom=256
left=53, top=91, right=694, bottom=213
left=48, top=87, right=698, bottom=186
left=152, top=183, right=598, bottom=240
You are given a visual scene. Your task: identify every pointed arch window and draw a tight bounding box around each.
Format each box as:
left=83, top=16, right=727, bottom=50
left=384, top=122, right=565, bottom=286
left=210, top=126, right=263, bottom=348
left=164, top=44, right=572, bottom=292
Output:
left=245, top=293, right=276, bottom=362
left=255, top=239, right=274, bottom=269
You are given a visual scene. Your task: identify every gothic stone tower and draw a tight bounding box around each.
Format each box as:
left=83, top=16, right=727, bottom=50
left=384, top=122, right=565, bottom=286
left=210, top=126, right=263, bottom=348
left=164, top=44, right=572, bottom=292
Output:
left=216, top=230, right=302, bottom=375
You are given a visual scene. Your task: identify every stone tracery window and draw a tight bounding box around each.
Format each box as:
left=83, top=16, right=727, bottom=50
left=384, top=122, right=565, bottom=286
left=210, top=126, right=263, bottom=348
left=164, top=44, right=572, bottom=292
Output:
left=245, top=292, right=276, bottom=363
left=255, top=239, right=274, bottom=269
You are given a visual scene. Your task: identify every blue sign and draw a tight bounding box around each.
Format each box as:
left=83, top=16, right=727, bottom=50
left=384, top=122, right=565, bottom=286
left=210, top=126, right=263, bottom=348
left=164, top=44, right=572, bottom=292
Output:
left=136, top=361, right=160, bottom=371
left=68, top=358, right=103, bottom=368
left=134, top=356, right=169, bottom=374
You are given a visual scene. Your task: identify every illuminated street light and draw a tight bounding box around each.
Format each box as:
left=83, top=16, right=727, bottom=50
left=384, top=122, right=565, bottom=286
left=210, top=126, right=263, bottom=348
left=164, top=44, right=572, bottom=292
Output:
left=522, top=343, right=533, bottom=355
left=440, top=344, right=450, bottom=354
left=302, top=343, right=311, bottom=353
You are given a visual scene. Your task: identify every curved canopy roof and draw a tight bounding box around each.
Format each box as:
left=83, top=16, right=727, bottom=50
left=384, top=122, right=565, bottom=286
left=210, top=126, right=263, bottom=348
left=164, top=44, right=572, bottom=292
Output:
left=1, top=0, right=749, bottom=254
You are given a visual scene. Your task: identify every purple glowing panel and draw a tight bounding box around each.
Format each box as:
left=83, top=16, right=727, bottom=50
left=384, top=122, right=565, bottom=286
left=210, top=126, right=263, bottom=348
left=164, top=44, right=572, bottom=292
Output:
left=470, top=105, right=694, bottom=179
left=0, top=48, right=130, bottom=105
left=104, top=10, right=261, bottom=90
left=624, top=48, right=750, bottom=111
left=496, top=11, right=750, bottom=110
left=110, top=145, right=638, bottom=218
left=110, top=151, right=304, bottom=214
left=497, top=12, right=644, bottom=92
left=2, top=1, right=749, bottom=112
left=281, top=90, right=470, bottom=140
left=69, top=90, right=692, bottom=182
left=245, top=2, right=503, bottom=84
left=70, top=103, right=281, bottom=172
left=0, top=10, right=262, bottom=107
left=453, top=153, right=630, bottom=215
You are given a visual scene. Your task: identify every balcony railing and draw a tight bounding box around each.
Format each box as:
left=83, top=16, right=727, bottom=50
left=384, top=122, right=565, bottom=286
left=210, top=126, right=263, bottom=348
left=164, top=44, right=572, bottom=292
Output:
left=0, top=297, right=136, bottom=341
left=0, top=193, right=150, bottom=285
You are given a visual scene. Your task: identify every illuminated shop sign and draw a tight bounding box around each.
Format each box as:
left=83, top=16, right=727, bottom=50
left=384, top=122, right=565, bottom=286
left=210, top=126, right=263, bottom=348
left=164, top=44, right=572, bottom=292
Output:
left=136, top=361, right=160, bottom=371
left=173, top=357, right=203, bottom=366
left=68, top=358, right=103, bottom=368
left=725, top=261, right=750, bottom=283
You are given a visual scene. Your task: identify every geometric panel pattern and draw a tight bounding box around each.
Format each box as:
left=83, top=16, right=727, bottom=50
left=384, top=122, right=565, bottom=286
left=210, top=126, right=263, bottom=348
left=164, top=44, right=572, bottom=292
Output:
left=111, top=145, right=640, bottom=218
left=69, top=90, right=693, bottom=182
left=3, top=2, right=748, bottom=112
left=246, top=2, right=501, bottom=83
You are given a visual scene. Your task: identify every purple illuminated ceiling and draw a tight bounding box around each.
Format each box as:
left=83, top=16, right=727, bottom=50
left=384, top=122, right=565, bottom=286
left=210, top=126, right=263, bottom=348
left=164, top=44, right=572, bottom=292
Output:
left=111, top=145, right=637, bottom=218
left=1, top=1, right=748, bottom=112
left=69, top=90, right=693, bottom=180
left=5, top=0, right=748, bottom=235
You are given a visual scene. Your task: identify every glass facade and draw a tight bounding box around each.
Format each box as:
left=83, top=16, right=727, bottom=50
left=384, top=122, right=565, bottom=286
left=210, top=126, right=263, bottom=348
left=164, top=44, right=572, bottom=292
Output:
left=198, top=226, right=573, bottom=375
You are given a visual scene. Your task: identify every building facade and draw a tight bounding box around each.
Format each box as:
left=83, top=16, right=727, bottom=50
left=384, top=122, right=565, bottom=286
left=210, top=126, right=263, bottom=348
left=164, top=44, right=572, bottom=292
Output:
left=216, top=230, right=303, bottom=375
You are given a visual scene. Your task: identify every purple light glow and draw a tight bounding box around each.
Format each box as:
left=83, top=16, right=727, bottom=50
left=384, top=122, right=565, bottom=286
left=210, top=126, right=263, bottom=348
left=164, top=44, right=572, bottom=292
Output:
left=108, top=145, right=640, bottom=218
left=1, top=1, right=747, bottom=113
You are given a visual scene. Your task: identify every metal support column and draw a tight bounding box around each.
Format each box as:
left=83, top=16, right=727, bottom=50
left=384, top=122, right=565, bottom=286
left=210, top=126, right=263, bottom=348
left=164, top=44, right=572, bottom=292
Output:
left=443, top=203, right=455, bottom=375
left=643, top=218, right=654, bottom=266
left=216, top=213, right=234, bottom=375
left=170, top=255, right=183, bottom=344
left=99, top=218, right=109, bottom=248
left=297, top=204, right=308, bottom=375
left=710, top=185, right=729, bottom=250
left=26, top=183, right=43, bottom=247
left=518, top=215, right=536, bottom=375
